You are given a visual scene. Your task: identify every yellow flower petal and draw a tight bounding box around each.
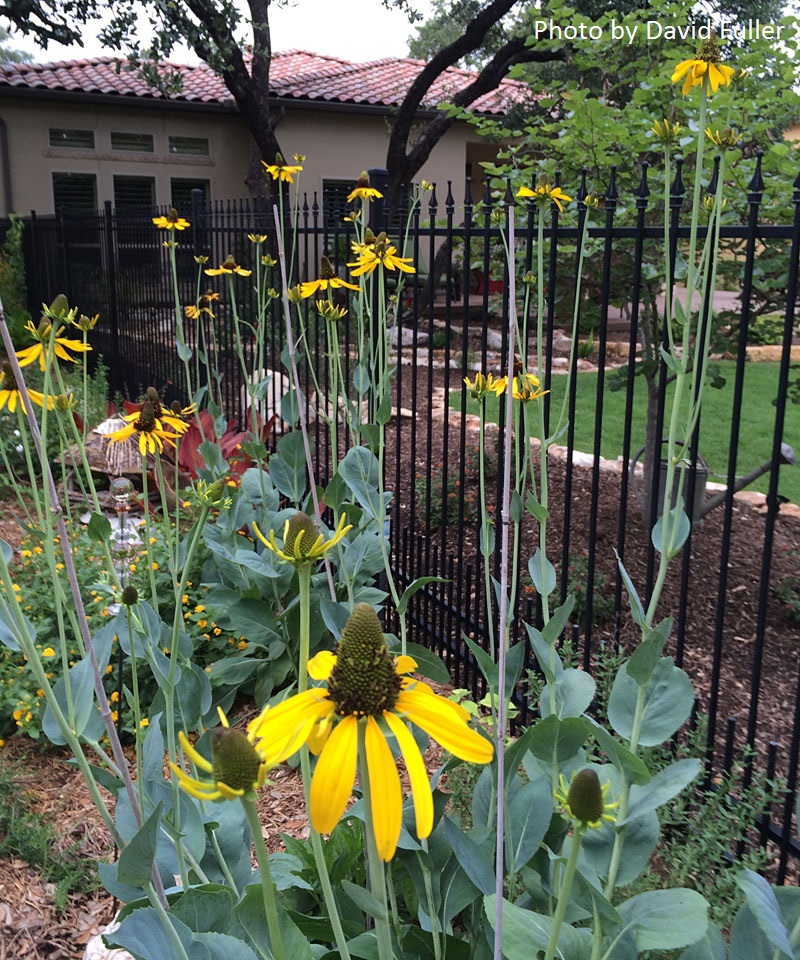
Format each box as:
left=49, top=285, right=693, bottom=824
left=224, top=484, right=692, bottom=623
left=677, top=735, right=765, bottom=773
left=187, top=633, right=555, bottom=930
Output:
left=178, top=730, right=213, bottom=773
left=365, top=716, right=403, bottom=861
left=398, top=688, right=493, bottom=763
left=309, top=650, right=336, bottom=681
left=310, top=714, right=358, bottom=834
left=394, top=655, right=418, bottom=675
left=169, top=763, right=222, bottom=800
left=250, top=689, right=331, bottom=765
left=384, top=710, right=432, bottom=840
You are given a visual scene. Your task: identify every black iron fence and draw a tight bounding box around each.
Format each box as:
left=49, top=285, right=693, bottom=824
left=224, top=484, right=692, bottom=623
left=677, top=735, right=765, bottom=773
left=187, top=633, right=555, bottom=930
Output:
left=9, top=159, right=800, bottom=873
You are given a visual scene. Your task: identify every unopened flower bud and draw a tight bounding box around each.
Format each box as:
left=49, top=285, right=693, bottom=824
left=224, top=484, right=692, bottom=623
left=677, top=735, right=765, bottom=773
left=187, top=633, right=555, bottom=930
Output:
left=284, top=512, right=319, bottom=559
left=210, top=726, right=263, bottom=792
left=567, top=768, right=604, bottom=825
left=48, top=294, right=70, bottom=318
left=121, top=585, right=139, bottom=606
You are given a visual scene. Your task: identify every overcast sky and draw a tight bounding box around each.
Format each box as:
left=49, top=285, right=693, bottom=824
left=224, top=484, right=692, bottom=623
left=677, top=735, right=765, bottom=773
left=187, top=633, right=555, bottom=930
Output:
left=7, top=0, right=437, bottom=64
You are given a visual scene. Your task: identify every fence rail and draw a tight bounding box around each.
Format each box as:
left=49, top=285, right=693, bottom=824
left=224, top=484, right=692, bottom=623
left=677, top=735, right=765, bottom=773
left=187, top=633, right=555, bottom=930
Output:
left=9, top=159, right=800, bottom=875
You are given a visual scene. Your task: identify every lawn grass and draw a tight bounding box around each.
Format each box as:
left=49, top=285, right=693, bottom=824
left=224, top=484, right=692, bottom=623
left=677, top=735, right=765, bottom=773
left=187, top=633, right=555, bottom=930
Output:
left=452, top=361, right=800, bottom=504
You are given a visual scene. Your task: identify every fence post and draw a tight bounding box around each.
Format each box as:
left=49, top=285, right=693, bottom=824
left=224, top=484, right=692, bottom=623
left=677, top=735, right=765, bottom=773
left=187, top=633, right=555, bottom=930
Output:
left=103, top=200, right=120, bottom=363
left=191, top=188, right=204, bottom=259
left=367, top=167, right=389, bottom=234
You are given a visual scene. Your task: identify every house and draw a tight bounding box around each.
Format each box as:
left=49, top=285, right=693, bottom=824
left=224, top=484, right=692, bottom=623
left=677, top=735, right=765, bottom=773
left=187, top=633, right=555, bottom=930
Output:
left=0, top=49, right=531, bottom=220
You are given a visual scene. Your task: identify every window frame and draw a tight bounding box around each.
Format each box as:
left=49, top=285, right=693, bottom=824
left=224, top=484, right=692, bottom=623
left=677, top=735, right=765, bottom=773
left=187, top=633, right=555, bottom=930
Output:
left=51, top=171, right=98, bottom=213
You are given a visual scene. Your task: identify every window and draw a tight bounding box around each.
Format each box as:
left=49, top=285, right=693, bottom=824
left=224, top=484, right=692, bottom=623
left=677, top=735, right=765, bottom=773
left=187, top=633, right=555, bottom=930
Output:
left=110, top=131, right=154, bottom=153
left=322, top=179, right=356, bottom=230
left=113, top=175, right=155, bottom=210
left=168, top=135, right=210, bottom=157
left=49, top=128, right=95, bottom=149
left=322, top=177, right=407, bottom=232
left=171, top=178, right=209, bottom=214
left=52, top=172, right=97, bottom=212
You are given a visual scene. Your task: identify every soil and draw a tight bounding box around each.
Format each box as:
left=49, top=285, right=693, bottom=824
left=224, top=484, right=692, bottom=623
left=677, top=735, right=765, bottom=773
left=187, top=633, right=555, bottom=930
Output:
left=2, top=334, right=800, bottom=956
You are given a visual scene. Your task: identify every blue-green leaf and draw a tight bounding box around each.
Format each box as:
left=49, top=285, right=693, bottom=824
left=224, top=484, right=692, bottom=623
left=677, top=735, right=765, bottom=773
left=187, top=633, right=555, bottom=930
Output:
left=616, top=889, right=709, bottom=952
left=505, top=779, right=552, bottom=873
left=622, top=758, right=701, bottom=825
left=87, top=511, right=112, bottom=543
left=528, top=714, right=589, bottom=763
left=614, top=550, right=645, bottom=627
left=608, top=657, right=694, bottom=747
left=341, top=880, right=388, bottom=921
left=626, top=617, right=673, bottom=686
left=397, top=576, right=448, bottom=619
left=528, top=549, right=556, bottom=598
left=338, top=446, right=384, bottom=523
left=539, top=668, right=595, bottom=719
left=41, top=658, right=97, bottom=745
left=116, top=803, right=163, bottom=887
left=735, top=869, right=793, bottom=959
left=651, top=505, right=691, bottom=557
left=444, top=817, right=495, bottom=896
left=680, top=923, right=727, bottom=960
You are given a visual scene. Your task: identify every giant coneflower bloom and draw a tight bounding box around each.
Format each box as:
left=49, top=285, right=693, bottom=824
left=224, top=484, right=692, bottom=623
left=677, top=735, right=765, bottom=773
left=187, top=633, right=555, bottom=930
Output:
left=249, top=603, right=492, bottom=860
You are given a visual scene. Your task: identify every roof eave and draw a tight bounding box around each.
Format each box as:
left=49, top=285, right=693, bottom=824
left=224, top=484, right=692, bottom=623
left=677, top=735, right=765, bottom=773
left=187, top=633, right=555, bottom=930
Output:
left=0, top=85, right=238, bottom=113
left=0, top=83, right=509, bottom=120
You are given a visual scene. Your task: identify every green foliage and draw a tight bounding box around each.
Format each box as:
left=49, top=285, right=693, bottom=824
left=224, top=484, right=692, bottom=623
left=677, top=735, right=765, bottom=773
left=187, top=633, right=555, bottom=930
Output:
left=776, top=548, right=800, bottom=624
left=0, top=358, right=110, bottom=497
left=0, top=215, right=32, bottom=345
left=747, top=314, right=788, bottom=347
left=634, top=724, right=785, bottom=931
left=565, top=552, right=616, bottom=627
left=0, top=752, right=100, bottom=911
left=415, top=464, right=477, bottom=529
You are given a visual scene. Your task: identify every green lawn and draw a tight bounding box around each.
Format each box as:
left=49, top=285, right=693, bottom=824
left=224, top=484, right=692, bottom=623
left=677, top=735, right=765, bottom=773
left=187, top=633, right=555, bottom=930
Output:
left=453, top=361, right=800, bottom=504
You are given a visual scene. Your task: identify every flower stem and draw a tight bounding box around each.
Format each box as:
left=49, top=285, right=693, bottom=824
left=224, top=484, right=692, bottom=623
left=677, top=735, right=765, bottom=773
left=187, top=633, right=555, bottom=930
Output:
left=242, top=794, right=287, bottom=960
left=544, top=826, right=584, bottom=960
left=295, top=571, right=352, bottom=960
left=298, top=564, right=311, bottom=692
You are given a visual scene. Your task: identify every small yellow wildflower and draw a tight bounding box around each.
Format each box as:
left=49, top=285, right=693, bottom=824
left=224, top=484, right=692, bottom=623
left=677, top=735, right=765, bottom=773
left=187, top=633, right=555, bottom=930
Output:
left=705, top=127, right=741, bottom=149
left=464, top=372, right=507, bottom=400
left=171, top=708, right=269, bottom=801
left=15, top=319, right=92, bottom=372
left=153, top=209, right=190, bottom=230
left=262, top=153, right=303, bottom=183
left=298, top=256, right=360, bottom=298
left=253, top=511, right=351, bottom=566
left=517, top=177, right=572, bottom=213
left=41, top=647, right=55, bottom=658
left=671, top=38, right=735, bottom=96
left=347, top=171, right=383, bottom=203
left=554, top=769, right=620, bottom=829
left=347, top=232, right=415, bottom=277
left=205, top=255, right=252, bottom=278
left=512, top=373, right=548, bottom=403
left=651, top=118, right=682, bottom=145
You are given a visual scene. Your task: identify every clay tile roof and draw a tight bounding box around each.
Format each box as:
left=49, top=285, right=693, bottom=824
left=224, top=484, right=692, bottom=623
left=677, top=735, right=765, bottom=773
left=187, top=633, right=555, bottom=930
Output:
left=0, top=50, right=530, bottom=115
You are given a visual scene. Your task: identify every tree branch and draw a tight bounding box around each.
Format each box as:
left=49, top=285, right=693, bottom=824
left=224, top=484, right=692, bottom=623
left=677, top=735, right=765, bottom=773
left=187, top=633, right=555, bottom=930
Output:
left=0, top=0, right=99, bottom=47
left=389, top=35, right=564, bottom=196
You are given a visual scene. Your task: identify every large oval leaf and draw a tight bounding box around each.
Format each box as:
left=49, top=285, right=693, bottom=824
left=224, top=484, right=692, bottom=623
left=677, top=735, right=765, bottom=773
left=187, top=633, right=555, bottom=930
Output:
left=607, top=657, right=694, bottom=746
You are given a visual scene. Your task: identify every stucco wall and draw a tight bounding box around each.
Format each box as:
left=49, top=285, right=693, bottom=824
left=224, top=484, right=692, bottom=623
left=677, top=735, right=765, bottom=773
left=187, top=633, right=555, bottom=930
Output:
left=0, top=94, right=489, bottom=219
left=0, top=98, right=253, bottom=217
